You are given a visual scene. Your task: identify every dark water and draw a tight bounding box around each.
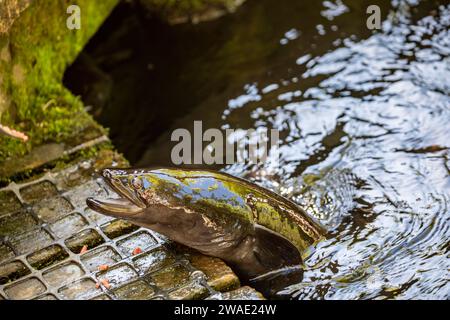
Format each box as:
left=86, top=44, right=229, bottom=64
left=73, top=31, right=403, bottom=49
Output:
left=65, top=0, right=450, bottom=299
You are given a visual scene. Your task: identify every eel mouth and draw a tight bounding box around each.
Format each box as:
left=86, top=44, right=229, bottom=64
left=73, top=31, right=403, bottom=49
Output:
left=86, top=197, right=144, bottom=217
left=86, top=168, right=146, bottom=217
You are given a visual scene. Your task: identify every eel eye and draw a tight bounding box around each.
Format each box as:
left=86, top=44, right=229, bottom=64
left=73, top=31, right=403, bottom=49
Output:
left=131, top=177, right=143, bottom=190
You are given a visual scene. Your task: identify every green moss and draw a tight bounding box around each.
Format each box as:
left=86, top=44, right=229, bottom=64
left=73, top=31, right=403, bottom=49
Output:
left=0, top=0, right=119, bottom=169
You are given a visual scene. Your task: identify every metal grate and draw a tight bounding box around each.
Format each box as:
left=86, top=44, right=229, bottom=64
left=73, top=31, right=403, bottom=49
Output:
left=0, top=155, right=260, bottom=300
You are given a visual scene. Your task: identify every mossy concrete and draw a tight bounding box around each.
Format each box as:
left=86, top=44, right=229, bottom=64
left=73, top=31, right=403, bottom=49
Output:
left=0, top=0, right=247, bottom=181
left=0, top=0, right=118, bottom=174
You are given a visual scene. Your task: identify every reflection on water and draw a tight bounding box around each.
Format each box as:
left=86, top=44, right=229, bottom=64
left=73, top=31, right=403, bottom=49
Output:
left=66, top=0, right=450, bottom=299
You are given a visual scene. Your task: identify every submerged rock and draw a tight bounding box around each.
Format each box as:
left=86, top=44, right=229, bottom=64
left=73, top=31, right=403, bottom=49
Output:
left=139, top=0, right=246, bottom=24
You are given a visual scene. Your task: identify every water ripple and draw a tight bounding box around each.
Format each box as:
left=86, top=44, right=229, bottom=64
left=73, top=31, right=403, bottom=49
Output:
left=224, top=0, right=450, bottom=299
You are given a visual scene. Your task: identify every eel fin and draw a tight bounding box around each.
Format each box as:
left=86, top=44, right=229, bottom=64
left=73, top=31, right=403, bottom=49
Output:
left=253, top=224, right=302, bottom=270
left=249, top=266, right=304, bottom=298
left=251, top=226, right=304, bottom=298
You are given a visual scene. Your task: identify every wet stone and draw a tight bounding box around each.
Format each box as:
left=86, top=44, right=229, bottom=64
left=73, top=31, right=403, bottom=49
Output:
left=92, top=148, right=128, bottom=170
left=84, top=207, right=113, bottom=225
left=1, top=144, right=64, bottom=179
left=49, top=212, right=88, bottom=238
left=4, top=277, right=46, bottom=300
left=207, top=286, right=265, bottom=300
left=34, top=294, right=58, bottom=300
left=65, top=229, right=105, bottom=253
left=27, top=244, right=69, bottom=270
left=54, top=163, right=92, bottom=190
left=33, top=196, right=74, bottom=223
left=0, top=243, right=15, bottom=263
left=101, top=219, right=140, bottom=239
left=116, top=231, right=158, bottom=256
left=132, top=247, right=175, bottom=274
left=81, top=245, right=122, bottom=272
left=10, top=228, right=53, bottom=255
left=43, top=262, right=85, bottom=288
left=168, top=281, right=209, bottom=300
left=0, top=210, right=38, bottom=237
left=0, top=260, right=31, bottom=285
left=58, top=278, right=100, bottom=300
left=20, top=181, right=58, bottom=204
left=97, top=263, right=138, bottom=288
left=147, top=264, right=190, bottom=291
left=65, top=180, right=107, bottom=209
left=65, top=125, right=105, bottom=149
left=0, top=190, right=22, bottom=216
left=113, top=280, right=155, bottom=300
left=189, top=254, right=240, bottom=292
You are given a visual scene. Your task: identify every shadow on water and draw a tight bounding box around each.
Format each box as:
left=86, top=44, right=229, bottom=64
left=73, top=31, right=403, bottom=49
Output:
left=64, top=0, right=450, bottom=299
left=64, top=0, right=391, bottom=166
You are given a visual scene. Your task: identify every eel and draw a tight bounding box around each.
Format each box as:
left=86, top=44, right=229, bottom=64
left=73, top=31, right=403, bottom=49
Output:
left=86, top=167, right=326, bottom=293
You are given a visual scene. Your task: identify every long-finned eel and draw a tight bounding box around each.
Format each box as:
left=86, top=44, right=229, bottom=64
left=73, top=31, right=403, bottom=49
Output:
left=86, top=167, right=326, bottom=290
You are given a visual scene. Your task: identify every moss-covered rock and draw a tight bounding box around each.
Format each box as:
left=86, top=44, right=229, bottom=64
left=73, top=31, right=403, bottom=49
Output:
left=0, top=0, right=119, bottom=173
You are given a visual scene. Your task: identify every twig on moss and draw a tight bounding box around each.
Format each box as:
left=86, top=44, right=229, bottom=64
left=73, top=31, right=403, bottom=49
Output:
left=0, top=124, right=29, bottom=142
